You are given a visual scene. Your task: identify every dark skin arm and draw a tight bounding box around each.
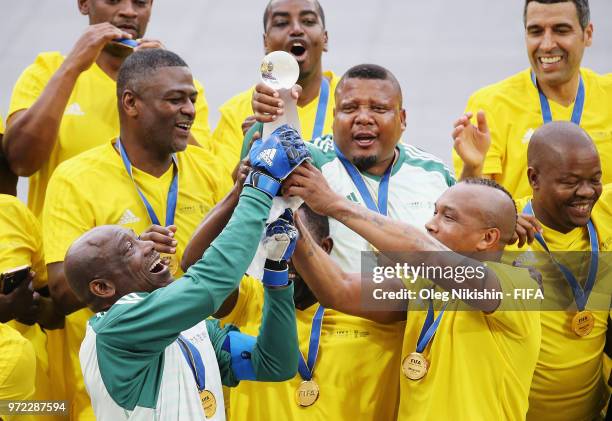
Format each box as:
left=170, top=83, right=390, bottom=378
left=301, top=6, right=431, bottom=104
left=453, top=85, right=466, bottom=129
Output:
left=181, top=160, right=250, bottom=318
left=286, top=163, right=503, bottom=313
left=292, top=212, right=407, bottom=324
left=3, top=23, right=132, bottom=176
left=0, top=135, right=17, bottom=196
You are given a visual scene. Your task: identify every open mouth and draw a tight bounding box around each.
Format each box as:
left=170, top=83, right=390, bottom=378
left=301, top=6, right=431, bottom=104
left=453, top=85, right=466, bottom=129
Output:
left=175, top=121, right=193, bottom=132
left=289, top=42, right=307, bottom=59
left=353, top=133, right=377, bottom=147
left=568, top=202, right=592, bottom=218
left=538, top=55, right=563, bottom=70
left=148, top=253, right=167, bottom=274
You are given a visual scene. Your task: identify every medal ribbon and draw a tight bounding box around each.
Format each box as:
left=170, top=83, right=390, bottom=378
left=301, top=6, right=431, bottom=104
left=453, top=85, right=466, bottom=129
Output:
left=297, top=305, right=325, bottom=381
left=116, top=138, right=179, bottom=226
left=531, top=71, right=585, bottom=125
left=177, top=335, right=206, bottom=391
left=523, top=201, right=599, bottom=311
left=312, top=77, right=330, bottom=140
left=415, top=300, right=448, bottom=353
left=334, top=145, right=393, bottom=216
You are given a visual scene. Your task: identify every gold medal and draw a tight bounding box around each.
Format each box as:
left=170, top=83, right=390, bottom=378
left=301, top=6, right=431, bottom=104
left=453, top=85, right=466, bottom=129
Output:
left=161, top=253, right=179, bottom=275
left=200, top=389, right=217, bottom=418
left=402, top=352, right=429, bottom=380
left=571, top=310, right=594, bottom=337
left=295, top=380, right=319, bottom=407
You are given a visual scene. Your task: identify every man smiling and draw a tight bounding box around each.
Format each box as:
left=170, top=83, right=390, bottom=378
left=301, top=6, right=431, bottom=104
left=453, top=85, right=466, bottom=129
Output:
left=41, top=49, right=231, bottom=419
left=452, top=0, right=612, bottom=199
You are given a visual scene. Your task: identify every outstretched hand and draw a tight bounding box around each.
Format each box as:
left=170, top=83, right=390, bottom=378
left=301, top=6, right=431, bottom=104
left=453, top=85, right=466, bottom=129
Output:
left=452, top=111, right=490, bottom=177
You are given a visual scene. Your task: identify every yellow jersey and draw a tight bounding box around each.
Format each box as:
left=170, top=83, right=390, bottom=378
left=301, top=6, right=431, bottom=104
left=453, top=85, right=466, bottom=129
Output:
left=398, top=262, right=541, bottom=421
left=0, top=195, right=68, bottom=421
left=510, top=196, right=612, bottom=421
left=453, top=68, right=612, bottom=199
left=42, top=141, right=231, bottom=420
left=209, top=71, right=338, bottom=181
left=8, top=52, right=213, bottom=219
left=222, top=275, right=403, bottom=421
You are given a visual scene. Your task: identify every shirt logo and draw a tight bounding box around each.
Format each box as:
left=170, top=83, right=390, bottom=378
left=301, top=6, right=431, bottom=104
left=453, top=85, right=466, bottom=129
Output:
left=346, top=192, right=359, bottom=203
left=522, top=128, right=535, bottom=144
left=118, top=209, right=140, bottom=225
left=258, top=148, right=277, bottom=166
left=64, top=102, right=85, bottom=116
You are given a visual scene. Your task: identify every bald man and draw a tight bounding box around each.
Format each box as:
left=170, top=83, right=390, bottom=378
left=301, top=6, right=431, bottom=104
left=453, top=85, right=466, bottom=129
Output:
left=63, top=179, right=299, bottom=420
left=285, top=165, right=542, bottom=420
left=505, top=121, right=612, bottom=420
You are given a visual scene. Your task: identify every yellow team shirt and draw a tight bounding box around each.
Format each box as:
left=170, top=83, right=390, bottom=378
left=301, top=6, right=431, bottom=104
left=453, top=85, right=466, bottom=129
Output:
left=453, top=68, right=612, bottom=199
left=42, top=141, right=232, bottom=421
left=222, top=275, right=403, bottom=421
left=8, top=51, right=213, bottom=218
left=0, top=194, right=68, bottom=421
left=510, top=196, right=612, bottom=421
left=209, top=71, right=338, bottom=180
left=398, top=262, right=541, bottom=421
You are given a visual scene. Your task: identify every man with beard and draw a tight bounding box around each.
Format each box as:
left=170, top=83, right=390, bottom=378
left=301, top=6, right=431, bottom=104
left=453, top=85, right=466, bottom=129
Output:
left=243, top=63, right=455, bottom=419
left=41, top=49, right=229, bottom=420
left=209, top=0, right=338, bottom=182
left=284, top=168, right=542, bottom=420
left=3, top=0, right=213, bottom=219
left=452, top=0, right=612, bottom=199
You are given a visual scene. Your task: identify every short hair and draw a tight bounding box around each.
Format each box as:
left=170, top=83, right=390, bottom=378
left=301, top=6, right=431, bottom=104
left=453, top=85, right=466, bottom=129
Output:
left=337, top=64, right=403, bottom=106
left=524, top=0, right=590, bottom=30
left=298, top=204, right=329, bottom=243
left=462, top=178, right=518, bottom=227
left=263, top=0, right=326, bottom=30
left=116, top=49, right=188, bottom=98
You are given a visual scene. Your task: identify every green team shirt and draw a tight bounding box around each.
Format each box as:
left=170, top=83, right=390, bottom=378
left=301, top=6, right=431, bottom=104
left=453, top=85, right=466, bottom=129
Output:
left=79, top=188, right=298, bottom=421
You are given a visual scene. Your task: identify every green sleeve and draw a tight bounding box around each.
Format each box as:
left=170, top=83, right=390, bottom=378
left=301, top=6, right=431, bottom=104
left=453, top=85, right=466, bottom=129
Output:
left=93, top=187, right=271, bottom=351
left=241, top=122, right=263, bottom=160
left=206, top=282, right=299, bottom=387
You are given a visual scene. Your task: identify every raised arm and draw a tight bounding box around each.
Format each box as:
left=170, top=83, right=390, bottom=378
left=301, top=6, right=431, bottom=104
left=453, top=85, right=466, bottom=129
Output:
left=451, top=111, right=491, bottom=180
left=3, top=24, right=131, bottom=175
left=286, top=163, right=503, bottom=312
left=292, top=212, right=406, bottom=323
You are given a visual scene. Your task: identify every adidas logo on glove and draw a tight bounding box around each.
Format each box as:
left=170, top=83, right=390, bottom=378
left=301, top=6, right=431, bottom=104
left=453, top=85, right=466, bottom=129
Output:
left=258, top=148, right=277, bottom=167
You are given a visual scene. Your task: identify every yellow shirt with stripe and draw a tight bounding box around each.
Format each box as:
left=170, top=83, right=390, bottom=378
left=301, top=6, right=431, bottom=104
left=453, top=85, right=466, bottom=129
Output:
left=0, top=195, right=70, bottom=419
left=209, top=71, right=338, bottom=181
left=8, top=51, right=213, bottom=219
left=222, top=275, right=403, bottom=421
left=398, top=262, right=541, bottom=421
left=510, top=196, right=612, bottom=421
left=453, top=68, right=612, bottom=199
left=42, top=141, right=232, bottom=421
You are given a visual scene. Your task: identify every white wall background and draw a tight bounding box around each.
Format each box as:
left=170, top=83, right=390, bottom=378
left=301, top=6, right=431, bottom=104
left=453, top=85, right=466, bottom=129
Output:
left=1, top=0, right=611, bottom=202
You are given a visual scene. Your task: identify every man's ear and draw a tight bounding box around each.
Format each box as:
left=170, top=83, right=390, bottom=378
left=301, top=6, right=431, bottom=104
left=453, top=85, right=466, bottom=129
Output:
left=399, top=108, right=407, bottom=131
left=322, top=30, right=329, bottom=52
left=527, top=167, right=539, bottom=190
left=122, top=90, right=139, bottom=118
left=584, top=22, right=593, bottom=47
left=263, top=33, right=270, bottom=55
left=90, top=278, right=116, bottom=299
left=476, top=228, right=501, bottom=251
left=320, top=236, right=334, bottom=254
left=78, top=0, right=90, bottom=16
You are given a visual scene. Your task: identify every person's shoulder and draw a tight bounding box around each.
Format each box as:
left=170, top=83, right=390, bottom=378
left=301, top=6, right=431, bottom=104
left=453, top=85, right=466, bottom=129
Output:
left=308, top=134, right=338, bottom=167
left=0, top=194, right=28, bottom=213
left=399, top=143, right=455, bottom=185
left=180, top=144, right=225, bottom=172
left=24, top=51, right=65, bottom=74
left=53, top=142, right=118, bottom=180
left=219, top=86, right=256, bottom=113
left=581, top=67, right=612, bottom=91
left=91, top=293, right=149, bottom=333
left=468, top=68, right=532, bottom=103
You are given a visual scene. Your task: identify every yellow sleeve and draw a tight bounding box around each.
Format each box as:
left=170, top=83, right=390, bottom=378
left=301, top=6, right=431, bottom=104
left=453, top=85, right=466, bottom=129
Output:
left=452, top=92, right=504, bottom=178
left=0, top=196, right=47, bottom=289
left=8, top=52, right=63, bottom=118
left=42, top=165, right=94, bottom=264
left=0, top=324, right=36, bottom=401
left=210, top=90, right=255, bottom=180
left=191, top=78, right=212, bottom=146
left=220, top=275, right=258, bottom=328
left=485, top=262, right=540, bottom=338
